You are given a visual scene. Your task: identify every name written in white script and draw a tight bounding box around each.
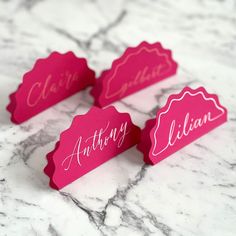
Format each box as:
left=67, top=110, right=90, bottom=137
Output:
left=61, top=121, right=130, bottom=170
left=119, top=64, right=168, bottom=98
left=152, top=111, right=224, bottom=156
left=26, top=71, right=80, bottom=107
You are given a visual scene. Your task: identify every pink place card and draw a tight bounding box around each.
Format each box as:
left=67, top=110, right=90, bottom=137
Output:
left=44, top=106, right=141, bottom=190
left=90, top=41, right=178, bottom=107
left=137, top=87, right=227, bottom=165
left=7, top=51, right=95, bottom=124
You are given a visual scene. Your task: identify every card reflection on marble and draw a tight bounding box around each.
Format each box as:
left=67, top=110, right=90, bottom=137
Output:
left=137, top=87, right=227, bottom=165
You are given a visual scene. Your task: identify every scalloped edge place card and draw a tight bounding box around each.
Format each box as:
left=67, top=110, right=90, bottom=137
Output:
left=137, top=87, right=227, bottom=165
left=90, top=41, right=178, bottom=107
left=7, top=51, right=95, bottom=124
left=44, top=106, right=141, bottom=190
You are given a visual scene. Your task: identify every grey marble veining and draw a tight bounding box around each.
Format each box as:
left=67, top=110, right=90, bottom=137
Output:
left=0, top=0, right=236, bottom=235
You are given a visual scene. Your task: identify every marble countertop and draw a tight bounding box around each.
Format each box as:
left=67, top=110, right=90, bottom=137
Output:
left=0, top=0, right=236, bottom=235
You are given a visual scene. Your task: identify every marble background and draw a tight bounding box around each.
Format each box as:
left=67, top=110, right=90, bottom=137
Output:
left=0, top=0, right=236, bottom=235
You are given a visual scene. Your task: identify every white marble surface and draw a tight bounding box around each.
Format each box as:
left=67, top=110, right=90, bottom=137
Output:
left=0, top=0, right=236, bottom=235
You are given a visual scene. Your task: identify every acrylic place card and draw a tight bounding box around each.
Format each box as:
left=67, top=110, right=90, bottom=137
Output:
left=44, top=106, right=141, bottom=190
left=7, top=51, right=95, bottom=124
left=90, top=41, right=178, bottom=107
left=137, top=87, right=227, bottom=165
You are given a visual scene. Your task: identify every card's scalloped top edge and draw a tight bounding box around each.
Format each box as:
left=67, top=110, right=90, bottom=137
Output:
left=6, top=51, right=95, bottom=124
left=147, top=86, right=228, bottom=164
left=44, top=105, right=141, bottom=190
left=152, top=86, right=227, bottom=129
left=90, top=41, right=178, bottom=106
